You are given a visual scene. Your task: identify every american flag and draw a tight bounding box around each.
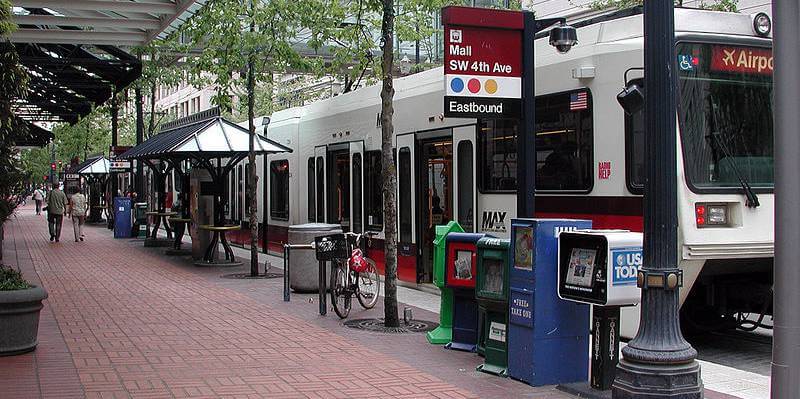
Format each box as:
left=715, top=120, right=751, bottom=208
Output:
left=569, top=91, right=588, bottom=111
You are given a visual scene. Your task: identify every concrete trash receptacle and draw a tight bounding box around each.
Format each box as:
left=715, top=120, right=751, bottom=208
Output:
left=289, top=223, right=343, bottom=292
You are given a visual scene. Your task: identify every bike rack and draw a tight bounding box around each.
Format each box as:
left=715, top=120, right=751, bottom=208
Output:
left=282, top=242, right=315, bottom=303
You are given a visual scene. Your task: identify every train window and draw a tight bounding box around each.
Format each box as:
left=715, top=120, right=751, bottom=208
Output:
left=316, top=156, right=324, bottom=222
left=457, top=141, right=474, bottom=232
left=478, top=119, right=518, bottom=192
left=244, top=164, right=251, bottom=217
left=229, top=166, right=236, bottom=220
left=237, top=164, right=243, bottom=220
left=364, top=151, right=383, bottom=231
left=399, top=147, right=412, bottom=243
left=307, top=157, right=316, bottom=222
left=270, top=160, right=289, bottom=220
left=477, top=91, right=594, bottom=192
left=626, top=78, right=645, bottom=194
left=352, top=153, right=363, bottom=234
left=535, top=90, right=594, bottom=191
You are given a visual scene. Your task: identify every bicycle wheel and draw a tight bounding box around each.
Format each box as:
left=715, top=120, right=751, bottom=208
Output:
left=331, top=264, right=351, bottom=318
left=357, top=259, right=380, bottom=309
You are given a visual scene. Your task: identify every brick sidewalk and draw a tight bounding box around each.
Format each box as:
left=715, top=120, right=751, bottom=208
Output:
left=1, top=206, right=568, bottom=399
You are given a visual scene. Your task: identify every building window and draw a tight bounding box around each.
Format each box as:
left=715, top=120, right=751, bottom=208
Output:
left=352, top=153, right=362, bottom=234
left=477, top=90, right=594, bottom=192
left=364, top=151, right=383, bottom=231
left=398, top=147, right=412, bottom=243
left=270, top=160, right=289, bottom=220
left=308, top=157, right=316, bottom=222
left=457, top=141, right=474, bottom=232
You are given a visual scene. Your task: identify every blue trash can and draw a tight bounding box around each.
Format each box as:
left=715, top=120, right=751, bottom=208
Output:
left=507, top=218, right=592, bottom=386
left=113, top=197, right=132, bottom=238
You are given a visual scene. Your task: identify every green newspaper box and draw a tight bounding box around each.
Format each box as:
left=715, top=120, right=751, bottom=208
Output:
left=426, top=221, right=464, bottom=344
left=476, top=237, right=511, bottom=376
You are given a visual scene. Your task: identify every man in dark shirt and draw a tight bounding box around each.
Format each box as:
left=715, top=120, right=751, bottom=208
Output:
left=45, top=184, right=68, bottom=242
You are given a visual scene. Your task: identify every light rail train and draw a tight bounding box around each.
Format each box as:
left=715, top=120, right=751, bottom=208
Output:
left=198, top=7, right=774, bottom=338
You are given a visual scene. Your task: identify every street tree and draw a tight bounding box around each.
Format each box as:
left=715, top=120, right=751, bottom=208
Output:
left=333, top=0, right=457, bottom=327
left=177, top=0, right=339, bottom=277
left=0, top=0, right=28, bottom=225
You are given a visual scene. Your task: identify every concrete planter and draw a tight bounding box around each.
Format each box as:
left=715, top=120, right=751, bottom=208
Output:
left=0, top=285, right=48, bottom=356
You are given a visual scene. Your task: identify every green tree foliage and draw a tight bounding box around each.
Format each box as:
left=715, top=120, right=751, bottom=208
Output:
left=0, top=0, right=29, bottom=222
left=587, top=0, right=737, bottom=12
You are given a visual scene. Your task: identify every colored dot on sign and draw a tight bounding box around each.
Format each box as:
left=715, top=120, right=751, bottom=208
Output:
left=450, top=77, right=464, bottom=93
left=468, top=78, right=481, bottom=93
left=485, top=79, right=498, bottom=94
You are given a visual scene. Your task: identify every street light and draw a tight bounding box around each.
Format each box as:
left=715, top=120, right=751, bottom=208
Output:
left=611, top=1, right=702, bottom=396
left=517, top=16, right=577, bottom=218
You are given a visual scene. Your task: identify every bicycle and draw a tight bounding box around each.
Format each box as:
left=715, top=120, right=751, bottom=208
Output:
left=330, top=232, right=381, bottom=319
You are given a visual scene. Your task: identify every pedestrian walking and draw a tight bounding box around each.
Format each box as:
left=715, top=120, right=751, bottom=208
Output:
left=32, top=186, right=45, bottom=215
left=68, top=187, right=88, bottom=242
left=45, top=183, right=67, bottom=242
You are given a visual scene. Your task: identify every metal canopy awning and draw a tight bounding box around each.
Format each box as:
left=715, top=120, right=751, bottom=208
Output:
left=13, top=119, right=53, bottom=148
left=10, top=0, right=205, bottom=46
left=117, top=109, right=292, bottom=161
left=10, top=1, right=204, bottom=124
left=74, top=156, right=111, bottom=175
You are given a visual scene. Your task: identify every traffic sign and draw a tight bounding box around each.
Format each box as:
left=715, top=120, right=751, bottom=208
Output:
left=442, top=7, right=524, bottom=119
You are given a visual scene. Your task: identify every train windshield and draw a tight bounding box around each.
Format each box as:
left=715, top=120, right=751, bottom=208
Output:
left=677, top=42, right=774, bottom=190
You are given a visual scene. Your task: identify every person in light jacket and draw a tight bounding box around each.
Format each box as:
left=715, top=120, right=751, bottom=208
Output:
left=68, top=187, right=88, bottom=242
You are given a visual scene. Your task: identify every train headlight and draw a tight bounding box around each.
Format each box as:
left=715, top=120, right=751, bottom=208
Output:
left=752, top=12, right=771, bottom=37
left=695, top=203, right=729, bottom=227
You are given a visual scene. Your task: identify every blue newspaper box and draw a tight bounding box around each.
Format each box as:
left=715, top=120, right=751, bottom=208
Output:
left=508, top=218, right=592, bottom=386
left=113, top=197, right=132, bottom=238
left=444, top=232, right=487, bottom=352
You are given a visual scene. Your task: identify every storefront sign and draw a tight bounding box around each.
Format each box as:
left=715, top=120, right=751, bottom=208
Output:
left=442, top=7, right=524, bottom=118
left=711, top=46, right=773, bottom=75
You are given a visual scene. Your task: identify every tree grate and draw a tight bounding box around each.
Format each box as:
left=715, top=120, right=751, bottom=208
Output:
left=220, top=272, right=283, bottom=279
left=343, top=318, right=439, bottom=334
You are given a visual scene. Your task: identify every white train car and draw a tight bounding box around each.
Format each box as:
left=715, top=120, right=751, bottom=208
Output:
left=229, top=7, right=774, bottom=337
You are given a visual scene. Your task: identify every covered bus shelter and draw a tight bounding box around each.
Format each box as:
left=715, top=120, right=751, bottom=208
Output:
left=73, top=156, right=111, bottom=224
left=118, top=108, right=291, bottom=265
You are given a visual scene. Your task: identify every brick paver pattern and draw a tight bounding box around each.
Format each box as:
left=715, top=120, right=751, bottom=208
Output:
left=0, top=208, right=477, bottom=399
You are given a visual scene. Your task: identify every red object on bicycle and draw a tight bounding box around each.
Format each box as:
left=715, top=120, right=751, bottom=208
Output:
left=350, top=248, right=369, bottom=273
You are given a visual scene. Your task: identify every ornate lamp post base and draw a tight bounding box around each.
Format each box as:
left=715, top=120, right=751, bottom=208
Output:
left=613, top=359, right=702, bottom=398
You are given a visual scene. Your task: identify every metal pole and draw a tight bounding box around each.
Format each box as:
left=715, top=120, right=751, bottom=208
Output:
left=612, top=0, right=702, bottom=396
left=516, top=11, right=536, bottom=219
left=318, top=260, right=327, bottom=315
left=109, top=92, right=119, bottom=230
left=135, top=86, right=145, bottom=197
left=771, top=0, right=800, bottom=396
left=283, top=244, right=290, bottom=302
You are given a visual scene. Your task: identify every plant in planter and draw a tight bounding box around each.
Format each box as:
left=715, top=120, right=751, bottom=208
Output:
left=0, top=265, right=47, bottom=355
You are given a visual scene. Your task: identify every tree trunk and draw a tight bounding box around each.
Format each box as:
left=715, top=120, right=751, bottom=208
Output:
left=380, top=0, right=399, bottom=328
left=247, top=2, right=259, bottom=277
left=148, top=80, right=157, bottom=138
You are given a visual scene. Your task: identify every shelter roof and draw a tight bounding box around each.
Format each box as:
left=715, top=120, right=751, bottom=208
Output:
left=118, top=108, right=292, bottom=160
left=10, top=1, right=205, bottom=46
left=74, top=156, right=110, bottom=175
left=13, top=119, right=54, bottom=148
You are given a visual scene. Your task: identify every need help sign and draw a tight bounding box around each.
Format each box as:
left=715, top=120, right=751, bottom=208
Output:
left=611, top=248, right=642, bottom=286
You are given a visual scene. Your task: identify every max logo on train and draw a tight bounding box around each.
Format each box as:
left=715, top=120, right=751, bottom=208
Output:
left=481, top=211, right=507, bottom=233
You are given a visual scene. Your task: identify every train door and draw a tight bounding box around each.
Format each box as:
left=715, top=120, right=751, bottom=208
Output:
left=453, top=126, right=476, bottom=232
left=327, top=143, right=350, bottom=232
left=314, top=146, right=326, bottom=222
left=350, top=141, right=364, bottom=234
left=396, top=133, right=417, bottom=283
left=415, top=129, right=453, bottom=284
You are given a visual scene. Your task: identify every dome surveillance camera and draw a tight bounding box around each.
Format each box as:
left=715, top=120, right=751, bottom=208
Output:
left=549, top=24, right=578, bottom=53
